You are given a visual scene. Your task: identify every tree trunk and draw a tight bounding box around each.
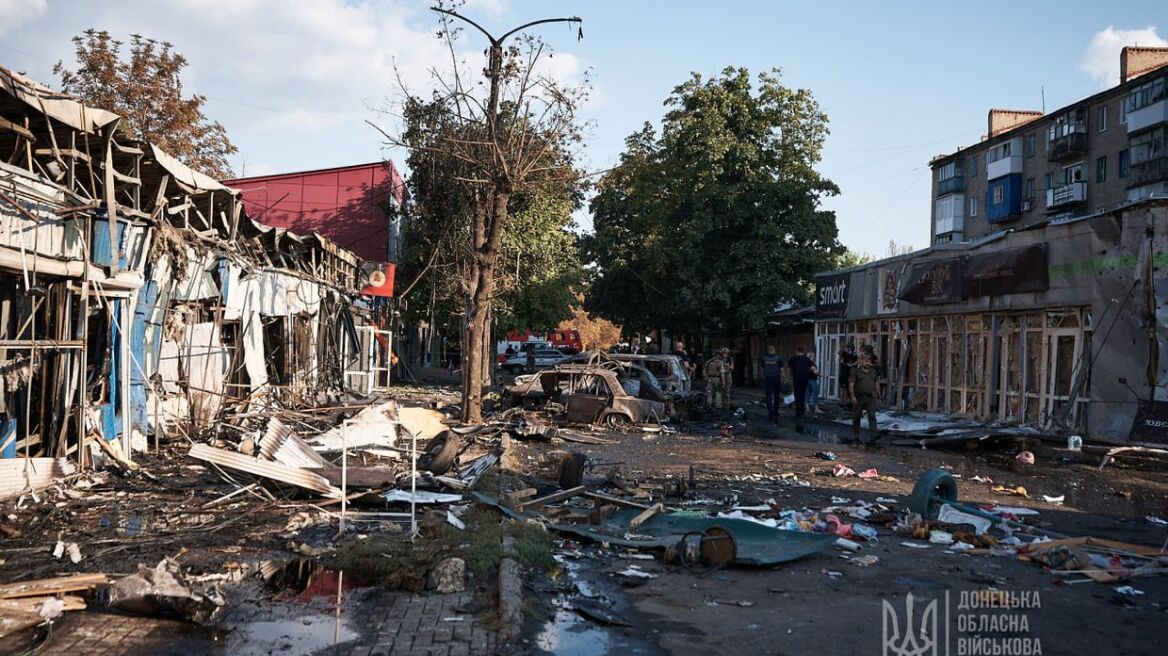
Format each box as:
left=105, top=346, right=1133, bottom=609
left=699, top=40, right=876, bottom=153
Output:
left=461, top=189, right=510, bottom=423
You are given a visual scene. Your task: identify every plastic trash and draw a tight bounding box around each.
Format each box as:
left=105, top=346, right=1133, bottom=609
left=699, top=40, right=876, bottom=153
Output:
left=824, top=514, right=853, bottom=538
left=1114, top=586, right=1144, bottom=596
left=1015, top=451, right=1035, bottom=465
left=937, top=504, right=992, bottom=535
left=929, top=530, right=954, bottom=545
left=832, top=464, right=856, bottom=477
left=856, top=468, right=879, bottom=479
left=815, top=451, right=837, bottom=461
left=1067, top=435, right=1082, bottom=451
left=852, top=524, right=878, bottom=541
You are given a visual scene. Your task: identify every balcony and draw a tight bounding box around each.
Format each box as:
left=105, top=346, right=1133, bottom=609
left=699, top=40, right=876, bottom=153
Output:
left=1129, top=156, right=1168, bottom=188
left=1046, top=181, right=1087, bottom=210
left=937, top=175, right=965, bottom=195
left=1047, top=129, right=1087, bottom=161
left=1127, top=99, right=1168, bottom=134
left=987, top=155, right=1022, bottom=179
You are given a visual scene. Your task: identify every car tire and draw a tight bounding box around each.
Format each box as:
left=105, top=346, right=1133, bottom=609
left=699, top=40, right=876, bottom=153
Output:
left=908, top=468, right=958, bottom=520
left=603, top=413, right=631, bottom=429
left=417, top=430, right=461, bottom=475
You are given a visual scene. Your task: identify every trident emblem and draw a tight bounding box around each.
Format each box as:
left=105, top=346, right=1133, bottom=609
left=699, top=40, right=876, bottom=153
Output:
left=882, top=593, right=938, bottom=656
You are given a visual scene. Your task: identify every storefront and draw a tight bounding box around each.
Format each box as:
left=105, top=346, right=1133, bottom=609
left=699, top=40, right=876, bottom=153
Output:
left=813, top=199, right=1168, bottom=443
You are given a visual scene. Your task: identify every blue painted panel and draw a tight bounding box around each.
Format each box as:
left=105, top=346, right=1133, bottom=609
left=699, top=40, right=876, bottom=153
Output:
left=218, top=257, right=231, bottom=304
left=1, top=418, right=16, bottom=458
left=101, top=299, right=123, bottom=441
left=130, top=280, right=158, bottom=434
left=90, top=214, right=128, bottom=268
left=986, top=173, right=1023, bottom=223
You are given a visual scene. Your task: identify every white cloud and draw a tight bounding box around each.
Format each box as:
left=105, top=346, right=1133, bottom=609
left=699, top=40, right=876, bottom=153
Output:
left=1080, top=26, right=1168, bottom=87
left=0, top=0, right=47, bottom=38
left=0, top=0, right=591, bottom=176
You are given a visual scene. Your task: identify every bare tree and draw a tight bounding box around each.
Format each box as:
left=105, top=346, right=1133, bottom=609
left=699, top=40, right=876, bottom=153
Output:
left=373, top=6, right=585, bottom=422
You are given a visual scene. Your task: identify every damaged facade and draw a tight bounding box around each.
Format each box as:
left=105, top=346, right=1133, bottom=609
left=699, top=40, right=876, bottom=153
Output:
left=0, top=65, right=383, bottom=476
left=813, top=51, right=1168, bottom=444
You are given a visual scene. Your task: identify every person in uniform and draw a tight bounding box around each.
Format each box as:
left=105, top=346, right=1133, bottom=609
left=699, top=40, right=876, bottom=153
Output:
left=849, top=354, right=879, bottom=442
left=704, top=347, right=733, bottom=409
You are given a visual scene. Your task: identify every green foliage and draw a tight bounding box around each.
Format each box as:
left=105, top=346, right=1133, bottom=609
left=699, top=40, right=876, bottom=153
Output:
left=585, top=67, right=843, bottom=335
left=54, top=29, right=237, bottom=178
left=396, top=96, right=585, bottom=336
left=833, top=248, right=873, bottom=270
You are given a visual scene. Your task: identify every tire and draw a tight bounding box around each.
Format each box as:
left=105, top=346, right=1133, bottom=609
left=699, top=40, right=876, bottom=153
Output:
left=603, top=412, right=631, bottom=429
left=417, top=430, right=461, bottom=475
left=908, top=468, right=959, bottom=520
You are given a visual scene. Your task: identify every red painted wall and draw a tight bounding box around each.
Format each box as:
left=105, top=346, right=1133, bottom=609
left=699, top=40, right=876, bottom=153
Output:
left=226, top=161, right=405, bottom=262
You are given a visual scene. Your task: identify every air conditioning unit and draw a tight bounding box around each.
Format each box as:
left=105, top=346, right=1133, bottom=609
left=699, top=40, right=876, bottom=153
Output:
left=1022, top=199, right=1032, bottom=211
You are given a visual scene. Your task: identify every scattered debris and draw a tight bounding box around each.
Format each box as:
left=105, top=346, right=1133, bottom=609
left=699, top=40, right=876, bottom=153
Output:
left=109, top=559, right=225, bottom=624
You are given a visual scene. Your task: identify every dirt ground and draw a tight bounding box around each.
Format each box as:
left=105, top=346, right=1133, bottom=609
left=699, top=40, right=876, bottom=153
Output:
left=507, top=390, right=1168, bottom=656
left=3, top=384, right=1167, bottom=655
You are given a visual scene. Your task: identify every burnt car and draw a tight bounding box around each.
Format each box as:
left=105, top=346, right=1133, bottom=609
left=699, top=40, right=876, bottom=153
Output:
left=505, top=364, right=666, bottom=427
left=609, top=353, right=692, bottom=396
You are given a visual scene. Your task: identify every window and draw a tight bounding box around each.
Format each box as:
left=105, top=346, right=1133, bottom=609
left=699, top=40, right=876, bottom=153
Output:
left=1048, top=109, right=1086, bottom=141
left=1130, top=127, right=1167, bottom=165
left=968, top=155, right=978, bottom=177
left=1024, top=133, right=1036, bottom=157
left=1121, top=100, right=1128, bottom=124
left=1044, top=172, right=1053, bottom=189
left=1025, top=178, right=1035, bottom=199
left=1127, top=76, right=1168, bottom=113
left=937, top=161, right=961, bottom=180
left=1119, top=149, right=1130, bottom=178
left=1097, top=105, right=1108, bottom=132
left=969, top=196, right=978, bottom=217
left=1096, top=155, right=1107, bottom=183
left=1064, top=163, right=1084, bottom=184
left=992, top=185, right=1004, bottom=204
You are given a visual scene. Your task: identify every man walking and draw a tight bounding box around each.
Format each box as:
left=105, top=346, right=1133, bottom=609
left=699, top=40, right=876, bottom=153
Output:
left=849, top=354, right=879, bottom=443
left=761, top=345, right=783, bottom=421
left=788, top=346, right=814, bottom=420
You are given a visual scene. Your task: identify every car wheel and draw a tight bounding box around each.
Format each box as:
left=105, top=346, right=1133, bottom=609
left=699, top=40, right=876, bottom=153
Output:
left=603, top=413, right=631, bottom=429
left=417, top=430, right=461, bottom=475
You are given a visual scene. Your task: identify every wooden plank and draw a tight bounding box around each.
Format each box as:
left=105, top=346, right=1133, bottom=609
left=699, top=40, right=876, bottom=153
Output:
left=0, top=116, right=34, bottom=140
left=0, top=606, right=41, bottom=639
left=0, top=595, right=86, bottom=614
left=628, top=502, right=665, bottom=530
left=0, top=574, right=109, bottom=600
left=518, top=485, right=586, bottom=512
left=188, top=443, right=339, bottom=497
left=583, top=491, right=652, bottom=511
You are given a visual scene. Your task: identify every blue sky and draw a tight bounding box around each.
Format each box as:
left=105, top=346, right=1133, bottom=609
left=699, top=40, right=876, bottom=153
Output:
left=0, top=0, right=1164, bottom=257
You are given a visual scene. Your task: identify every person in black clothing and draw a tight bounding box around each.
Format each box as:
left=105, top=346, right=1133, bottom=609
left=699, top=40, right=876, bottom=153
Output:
left=838, top=344, right=857, bottom=409
left=760, top=345, right=783, bottom=421
left=788, top=346, right=814, bottom=419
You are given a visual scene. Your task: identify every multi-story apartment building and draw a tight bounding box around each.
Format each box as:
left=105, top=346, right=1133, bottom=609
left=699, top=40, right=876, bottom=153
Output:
left=930, top=47, right=1168, bottom=244
left=811, top=47, right=1168, bottom=444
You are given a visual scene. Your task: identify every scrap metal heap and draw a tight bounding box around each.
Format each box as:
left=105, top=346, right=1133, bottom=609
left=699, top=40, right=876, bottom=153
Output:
left=0, top=64, right=374, bottom=483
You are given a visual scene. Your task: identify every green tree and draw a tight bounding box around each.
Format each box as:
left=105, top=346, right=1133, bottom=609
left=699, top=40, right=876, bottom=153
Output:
left=586, top=67, right=842, bottom=336
left=377, top=6, right=585, bottom=422
left=833, top=248, right=873, bottom=270
left=54, top=29, right=237, bottom=178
